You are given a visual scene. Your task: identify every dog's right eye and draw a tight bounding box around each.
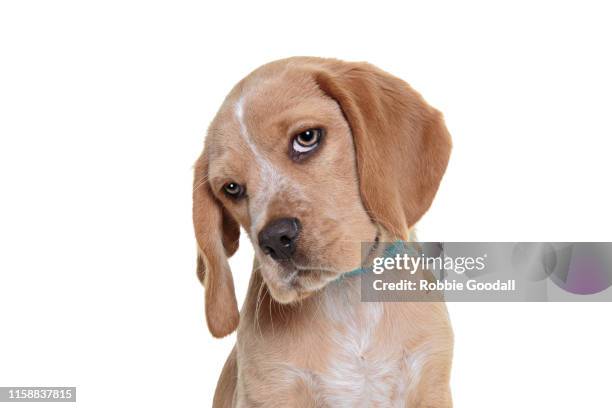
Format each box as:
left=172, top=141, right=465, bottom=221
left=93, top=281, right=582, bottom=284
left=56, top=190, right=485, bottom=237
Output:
left=223, top=182, right=245, bottom=199
left=290, top=128, right=323, bottom=160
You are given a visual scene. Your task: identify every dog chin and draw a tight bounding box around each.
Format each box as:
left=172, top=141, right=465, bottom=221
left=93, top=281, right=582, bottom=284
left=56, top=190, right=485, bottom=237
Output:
left=259, top=265, right=326, bottom=304
left=265, top=283, right=311, bottom=304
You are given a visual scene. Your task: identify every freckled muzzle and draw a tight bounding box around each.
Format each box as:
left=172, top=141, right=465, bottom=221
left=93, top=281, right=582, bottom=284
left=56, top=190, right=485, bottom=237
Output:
left=258, top=217, right=301, bottom=261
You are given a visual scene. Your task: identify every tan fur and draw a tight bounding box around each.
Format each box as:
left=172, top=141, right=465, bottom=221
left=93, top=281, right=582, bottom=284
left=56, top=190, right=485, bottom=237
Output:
left=193, top=57, right=453, bottom=406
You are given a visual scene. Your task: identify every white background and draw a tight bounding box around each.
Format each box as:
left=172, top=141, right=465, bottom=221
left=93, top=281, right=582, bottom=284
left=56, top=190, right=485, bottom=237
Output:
left=1, top=1, right=611, bottom=407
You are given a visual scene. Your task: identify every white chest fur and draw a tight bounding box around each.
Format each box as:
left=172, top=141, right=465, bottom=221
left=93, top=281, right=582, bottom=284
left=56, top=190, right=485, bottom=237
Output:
left=264, top=291, right=429, bottom=407
left=316, top=294, right=426, bottom=407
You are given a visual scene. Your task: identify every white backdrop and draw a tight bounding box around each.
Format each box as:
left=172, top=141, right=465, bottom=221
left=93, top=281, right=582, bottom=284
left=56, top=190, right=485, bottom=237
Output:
left=1, top=1, right=611, bottom=407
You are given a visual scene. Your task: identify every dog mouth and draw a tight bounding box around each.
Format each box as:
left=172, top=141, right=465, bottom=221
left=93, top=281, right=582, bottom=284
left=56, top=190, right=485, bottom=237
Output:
left=266, top=232, right=381, bottom=298
left=275, top=262, right=334, bottom=288
left=256, top=258, right=338, bottom=304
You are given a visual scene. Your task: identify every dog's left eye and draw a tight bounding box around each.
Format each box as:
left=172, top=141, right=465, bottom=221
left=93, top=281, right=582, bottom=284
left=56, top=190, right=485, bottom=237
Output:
left=292, top=128, right=322, bottom=155
left=223, top=182, right=245, bottom=199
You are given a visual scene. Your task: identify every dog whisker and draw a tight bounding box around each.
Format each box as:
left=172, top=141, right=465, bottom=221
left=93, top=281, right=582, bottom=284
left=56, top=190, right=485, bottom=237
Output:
left=254, top=277, right=266, bottom=339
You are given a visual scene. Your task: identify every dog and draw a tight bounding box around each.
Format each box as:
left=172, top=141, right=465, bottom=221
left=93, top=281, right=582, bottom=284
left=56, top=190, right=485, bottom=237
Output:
left=193, top=57, right=453, bottom=407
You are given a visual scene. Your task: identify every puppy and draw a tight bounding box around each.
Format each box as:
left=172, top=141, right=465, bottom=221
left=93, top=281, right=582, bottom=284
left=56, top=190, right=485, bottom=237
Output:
left=193, top=57, right=453, bottom=407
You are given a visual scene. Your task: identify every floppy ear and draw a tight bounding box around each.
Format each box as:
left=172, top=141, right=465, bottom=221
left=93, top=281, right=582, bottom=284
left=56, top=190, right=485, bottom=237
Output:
left=313, top=60, right=452, bottom=239
left=193, top=154, right=240, bottom=338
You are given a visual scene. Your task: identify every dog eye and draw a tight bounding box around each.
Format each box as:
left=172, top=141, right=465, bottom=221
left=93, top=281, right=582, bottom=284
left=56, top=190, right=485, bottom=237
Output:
left=223, top=182, right=245, bottom=199
left=292, top=128, right=322, bottom=154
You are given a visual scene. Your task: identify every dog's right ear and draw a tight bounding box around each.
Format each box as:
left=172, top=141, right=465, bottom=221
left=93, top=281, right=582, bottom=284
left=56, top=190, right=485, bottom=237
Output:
left=193, top=154, right=240, bottom=338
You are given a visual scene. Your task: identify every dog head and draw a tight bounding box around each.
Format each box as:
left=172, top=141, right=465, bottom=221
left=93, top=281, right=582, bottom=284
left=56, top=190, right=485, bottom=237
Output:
left=193, top=57, right=451, bottom=337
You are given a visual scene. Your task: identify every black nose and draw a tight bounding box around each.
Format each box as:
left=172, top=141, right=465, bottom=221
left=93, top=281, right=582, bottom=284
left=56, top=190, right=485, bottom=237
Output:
left=258, top=217, right=301, bottom=260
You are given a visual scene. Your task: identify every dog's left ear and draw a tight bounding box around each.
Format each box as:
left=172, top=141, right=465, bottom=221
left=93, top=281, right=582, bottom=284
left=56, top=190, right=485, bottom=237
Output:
left=312, top=60, right=452, bottom=239
left=193, top=154, right=240, bottom=338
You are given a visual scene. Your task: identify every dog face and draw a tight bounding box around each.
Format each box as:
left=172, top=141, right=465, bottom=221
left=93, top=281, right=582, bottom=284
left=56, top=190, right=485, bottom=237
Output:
left=205, top=69, right=378, bottom=305
left=194, top=57, right=452, bottom=337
